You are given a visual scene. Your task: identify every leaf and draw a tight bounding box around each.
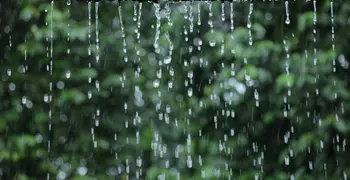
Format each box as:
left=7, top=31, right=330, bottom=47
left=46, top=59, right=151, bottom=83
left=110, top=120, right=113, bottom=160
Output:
left=15, top=135, right=37, bottom=150
left=73, top=68, right=97, bottom=80
left=57, top=89, right=86, bottom=105
left=334, top=120, right=350, bottom=133
left=35, top=111, right=48, bottom=123
left=276, top=74, right=295, bottom=89
left=20, top=6, right=35, bottom=21
left=298, top=12, right=314, bottom=32
left=5, top=111, right=19, bottom=122
left=102, top=74, right=122, bottom=87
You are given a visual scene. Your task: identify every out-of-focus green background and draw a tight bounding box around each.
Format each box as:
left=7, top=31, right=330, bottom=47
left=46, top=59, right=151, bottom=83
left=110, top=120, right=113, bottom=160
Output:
left=1, top=0, right=350, bottom=179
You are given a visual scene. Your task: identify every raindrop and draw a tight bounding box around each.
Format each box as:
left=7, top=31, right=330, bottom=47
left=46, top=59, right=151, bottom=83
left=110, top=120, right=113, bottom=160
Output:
left=9, top=83, right=16, bottom=91
left=188, top=88, right=193, bottom=97
left=56, top=81, right=65, bottom=89
left=95, top=1, right=99, bottom=63
left=186, top=155, right=192, bottom=168
left=88, top=1, right=92, bottom=55
left=77, top=167, right=87, bottom=175
left=7, top=69, right=11, bottom=76
left=153, top=80, right=160, bottom=88
left=65, top=70, right=71, bottom=78
left=187, top=71, right=193, bottom=79
left=247, top=2, right=254, bottom=46
left=22, top=96, right=27, bottom=104
left=309, top=161, right=313, bottom=170
left=209, top=40, right=216, bottom=47
left=153, top=3, right=161, bottom=54
left=254, top=89, right=259, bottom=107
left=136, top=156, right=142, bottom=167
left=88, top=91, right=92, bottom=99
left=285, top=1, right=290, bottom=24
left=284, top=156, right=290, bottom=165
left=230, top=2, right=234, bottom=32
left=164, top=56, right=171, bottom=64
left=44, top=94, right=49, bottom=103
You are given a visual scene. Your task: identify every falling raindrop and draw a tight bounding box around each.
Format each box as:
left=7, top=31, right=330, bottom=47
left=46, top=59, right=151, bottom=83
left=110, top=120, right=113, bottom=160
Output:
left=247, top=2, right=254, bottom=46
left=7, top=69, right=11, bottom=76
left=285, top=1, right=290, bottom=24
left=136, top=156, right=142, bottom=167
left=95, top=1, right=99, bottom=63
left=153, top=80, right=160, bottom=88
left=313, top=0, right=317, bottom=66
left=221, top=3, right=225, bottom=22
left=197, top=2, right=201, bottom=26
left=164, top=56, right=171, bottom=64
left=153, top=3, right=161, bottom=54
left=65, top=70, right=71, bottom=79
left=88, top=1, right=92, bottom=55
left=118, top=5, right=128, bottom=62
left=48, top=0, right=54, bottom=156
left=186, top=155, right=192, bottom=168
left=254, top=89, right=259, bottom=107
left=188, top=87, right=193, bottom=97
left=209, top=40, right=216, bottom=47
left=331, top=0, right=335, bottom=72
left=230, top=2, right=234, bottom=33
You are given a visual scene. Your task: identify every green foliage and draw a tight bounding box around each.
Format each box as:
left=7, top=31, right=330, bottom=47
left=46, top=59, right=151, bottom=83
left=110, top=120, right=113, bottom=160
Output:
left=1, top=0, right=350, bottom=179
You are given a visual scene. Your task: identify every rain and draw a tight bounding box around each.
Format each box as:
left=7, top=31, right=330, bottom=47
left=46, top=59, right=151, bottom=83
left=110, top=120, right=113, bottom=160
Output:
left=0, top=0, right=349, bottom=179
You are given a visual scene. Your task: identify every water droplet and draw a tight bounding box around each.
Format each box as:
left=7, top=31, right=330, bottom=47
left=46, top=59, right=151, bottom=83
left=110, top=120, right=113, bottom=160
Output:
left=187, top=71, right=193, bottom=79
left=209, top=40, right=216, bottom=47
left=7, top=69, right=11, bottom=76
left=9, top=83, right=16, bottom=91
left=136, top=156, right=142, bottom=167
left=164, top=56, right=171, bottom=64
left=77, top=167, right=87, bottom=175
left=186, top=155, right=192, bottom=168
left=188, top=88, right=193, bottom=97
left=56, top=81, right=65, bottom=89
left=153, top=80, right=160, bottom=88
left=44, top=94, right=49, bottom=103
left=65, top=70, right=71, bottom=79
left=285, top=1, right=290, bottom=24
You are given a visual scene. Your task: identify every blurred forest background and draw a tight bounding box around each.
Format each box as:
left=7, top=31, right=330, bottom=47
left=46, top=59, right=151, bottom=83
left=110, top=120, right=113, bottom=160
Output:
left=1, top=0, right=350, bottom=179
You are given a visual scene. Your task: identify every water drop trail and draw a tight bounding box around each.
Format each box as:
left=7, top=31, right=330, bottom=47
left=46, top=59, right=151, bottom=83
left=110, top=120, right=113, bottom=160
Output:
left=208, top=2, right=215, bottom=47
left=88, top=1, right=92, bottom=56
left=67, top=0, right=71, bottom=54
left=330, top=0, right=336, bottom=73
left=118, top=5, right=128, bottom=62
left=313, top=0, right=317, bottom=66
left=230, top=2, right=234, bottom=33
left=197, top=2, right=201, bottom=26
left=189, top=2, right=194, bottom=33
left=134, top=3, right=144, bottom=176
left=247, top=1, right=254, bottom=46
left=285, top=1, right=290, bottom=24
left=282, top=39, right=291, bottom=117
left=47, top=1, right=54, bottom=179
left=95, top=1, right=99, bottom=64
left=208, top=2, right=213, bottom=33
left=137, top=2, right=143, bottom=43
left=49, top=0, right=54, bottom=153
left=94, top=1, right=100, bottom=148
left=221, top=2, right=225, bottom=22
left=330, top=0, right=338, bottom=102
left=153, top=3, right=161, bottom=54
left=220, top=2, right=225, bottom=55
